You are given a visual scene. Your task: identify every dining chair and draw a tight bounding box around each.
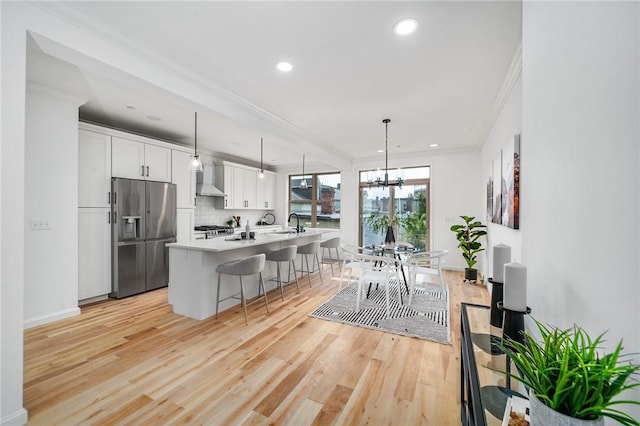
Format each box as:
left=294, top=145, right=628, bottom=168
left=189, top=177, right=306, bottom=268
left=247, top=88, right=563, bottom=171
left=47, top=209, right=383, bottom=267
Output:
left=339, top=244, right=373, bottom=291
left=405, top=249, right=448, bottom=305
left=355, top=252, right=402, bottom=318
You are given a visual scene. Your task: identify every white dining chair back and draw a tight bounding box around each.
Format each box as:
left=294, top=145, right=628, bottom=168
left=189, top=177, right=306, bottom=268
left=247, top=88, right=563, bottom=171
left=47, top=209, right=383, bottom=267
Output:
left=354, top=253, right=403, bottom=318
left=339, top=244, right=374, bottom=291
left=405, top=249, right=448, bottom=305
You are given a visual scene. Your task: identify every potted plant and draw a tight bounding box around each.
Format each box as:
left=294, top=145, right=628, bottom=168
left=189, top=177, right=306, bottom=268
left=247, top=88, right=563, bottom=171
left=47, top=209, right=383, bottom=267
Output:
left=450, top=215, right=487, bottom=281
left=497, top=319, right=640, bottom=425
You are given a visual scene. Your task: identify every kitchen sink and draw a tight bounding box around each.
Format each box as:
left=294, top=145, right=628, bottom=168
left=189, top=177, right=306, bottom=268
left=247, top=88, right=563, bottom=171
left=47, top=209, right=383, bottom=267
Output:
left=271, top=229, right=299, bottom=234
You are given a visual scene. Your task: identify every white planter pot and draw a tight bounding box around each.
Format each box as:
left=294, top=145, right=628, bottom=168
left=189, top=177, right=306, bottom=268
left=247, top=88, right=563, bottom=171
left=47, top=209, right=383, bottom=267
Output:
left=529, top=390, right=604, bottom=426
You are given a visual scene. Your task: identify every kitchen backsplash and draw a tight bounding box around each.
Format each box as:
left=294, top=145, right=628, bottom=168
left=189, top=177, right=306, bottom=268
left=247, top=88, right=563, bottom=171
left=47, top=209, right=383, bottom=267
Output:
left=194, top=196, right=275, bottom=226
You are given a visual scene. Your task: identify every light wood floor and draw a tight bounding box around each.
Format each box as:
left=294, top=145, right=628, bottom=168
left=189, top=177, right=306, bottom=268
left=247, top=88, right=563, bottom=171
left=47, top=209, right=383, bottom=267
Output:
left=24, top=267, right=489, bottom=425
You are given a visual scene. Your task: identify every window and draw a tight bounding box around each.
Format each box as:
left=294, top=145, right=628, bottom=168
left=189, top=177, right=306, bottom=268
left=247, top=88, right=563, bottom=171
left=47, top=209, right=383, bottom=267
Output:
left=289, top=172, right=341, bottom=229
left=359, top=166, right=430, bottom=250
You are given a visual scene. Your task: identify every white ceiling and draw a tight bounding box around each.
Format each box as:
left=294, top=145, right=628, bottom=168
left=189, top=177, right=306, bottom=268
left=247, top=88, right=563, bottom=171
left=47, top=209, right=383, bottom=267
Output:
left=28, top=1, right=522, bottom=170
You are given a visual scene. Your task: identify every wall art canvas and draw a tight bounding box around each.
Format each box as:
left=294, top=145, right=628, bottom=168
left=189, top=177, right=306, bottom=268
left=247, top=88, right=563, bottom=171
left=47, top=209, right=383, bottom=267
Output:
left=501, top=134, right=520, bottom=229
left=492, top=150, right=502, bottom=224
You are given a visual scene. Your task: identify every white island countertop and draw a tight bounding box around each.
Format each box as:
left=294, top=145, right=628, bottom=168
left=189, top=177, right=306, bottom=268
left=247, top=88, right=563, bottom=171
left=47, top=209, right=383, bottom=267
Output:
left=167, top=228, right=330, bottom=253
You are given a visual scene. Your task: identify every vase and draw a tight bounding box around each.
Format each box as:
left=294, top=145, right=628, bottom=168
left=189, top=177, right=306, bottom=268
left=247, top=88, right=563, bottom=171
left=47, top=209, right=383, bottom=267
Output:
left=464, top=268, right=478, bottom=281
left=384, top=225, right=395, bottom=248
left=529, top=390, right=604, bottom=426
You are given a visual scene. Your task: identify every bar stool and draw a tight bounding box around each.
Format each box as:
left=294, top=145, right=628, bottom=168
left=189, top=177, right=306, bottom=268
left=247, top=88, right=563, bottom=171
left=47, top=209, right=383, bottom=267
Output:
left=265, top=245, right=300, bottom=300
left=296, top=240, right=322, bottom=287
left=215, top=253, right=268, bottom=326
left=320, top=237, right=341, bottom=276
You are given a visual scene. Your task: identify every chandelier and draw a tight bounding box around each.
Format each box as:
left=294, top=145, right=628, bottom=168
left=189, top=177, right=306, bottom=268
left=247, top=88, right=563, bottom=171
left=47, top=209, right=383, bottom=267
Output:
left=368, top=118, right=403, bottom=188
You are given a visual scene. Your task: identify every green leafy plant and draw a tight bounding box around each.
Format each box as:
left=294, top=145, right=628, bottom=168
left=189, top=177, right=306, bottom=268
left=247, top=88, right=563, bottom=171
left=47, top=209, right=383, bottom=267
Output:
left=497, top=319, right=640, bottom=425
left=365, top=212, right=399, bottom=235
left=449, top=215, right=487, bottom=270
left=398, top=190, right=427, bottom=248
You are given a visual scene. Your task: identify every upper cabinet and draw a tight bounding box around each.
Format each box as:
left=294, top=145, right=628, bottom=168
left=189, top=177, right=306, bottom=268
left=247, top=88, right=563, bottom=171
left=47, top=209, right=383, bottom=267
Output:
left=171, top=150, right=196, bottom=209
left=112, top=137, right=171, bottom=182
left=257, top=171, right=276, bottom=210
left=216, top=161, right=273, bottom=210
left=79, top=129, right=112, bottom=208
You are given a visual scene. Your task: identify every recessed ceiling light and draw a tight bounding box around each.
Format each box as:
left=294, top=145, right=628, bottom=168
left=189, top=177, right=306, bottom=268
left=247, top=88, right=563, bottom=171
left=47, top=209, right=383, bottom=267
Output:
left=430, top=143, right=439, bottom=148
left=377, top=149, right=384, bottom=153
left=277, top=62, right=293, bottom=72
left=394, top=18, right=418, bottom=36
left=146, top=115, right=162, bottom=121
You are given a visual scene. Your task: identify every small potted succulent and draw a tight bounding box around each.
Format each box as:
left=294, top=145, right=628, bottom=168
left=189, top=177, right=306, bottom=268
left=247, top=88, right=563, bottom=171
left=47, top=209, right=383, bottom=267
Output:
left=450, top=215, right=487, bottom=281
left=496, top=319, right=640, bottom=425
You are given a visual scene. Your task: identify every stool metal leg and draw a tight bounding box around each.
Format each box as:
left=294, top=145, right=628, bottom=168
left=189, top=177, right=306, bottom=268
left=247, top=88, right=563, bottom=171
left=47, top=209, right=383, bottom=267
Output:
left=239, top=276, right=248, bottom=326
left=276, top=262, right=285, bottom=301
left=291, top=259, right=300, bottom=294
left=259, top=272, right=269, bottom=313
left=304, top=254, right=312, bottom=287
left=315, top=253, right=323, bottom=283
left=216, top=272, right=222, bottom=318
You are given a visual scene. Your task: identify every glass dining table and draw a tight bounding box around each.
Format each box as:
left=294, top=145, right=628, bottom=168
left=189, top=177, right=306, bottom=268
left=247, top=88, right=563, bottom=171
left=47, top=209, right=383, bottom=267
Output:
left=362, top=244, right=422, bottom=300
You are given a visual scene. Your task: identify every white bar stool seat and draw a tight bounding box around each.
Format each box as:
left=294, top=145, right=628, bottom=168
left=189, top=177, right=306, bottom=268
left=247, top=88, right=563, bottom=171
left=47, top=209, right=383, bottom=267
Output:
left=215, top=253, right=268, bottom=326
left=265, top=245, right=300, bottom=300
left=296, top=240, right=322, bottom=287
left=320, top=237, right=341, bottom=276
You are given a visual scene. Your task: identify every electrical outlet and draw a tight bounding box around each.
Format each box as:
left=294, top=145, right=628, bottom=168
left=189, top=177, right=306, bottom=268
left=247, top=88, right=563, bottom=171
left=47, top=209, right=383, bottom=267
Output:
left=30, top=220, right=51, bottom=230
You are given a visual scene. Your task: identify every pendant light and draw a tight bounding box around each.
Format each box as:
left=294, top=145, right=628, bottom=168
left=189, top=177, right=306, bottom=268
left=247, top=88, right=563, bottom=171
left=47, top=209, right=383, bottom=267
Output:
left=189, top=111, right=203, bottom=172
left=300, top=154, right=308, bottom=189
left=258, top=137, right=264, bottom=179
left=367, top=118, right=403, bottom=188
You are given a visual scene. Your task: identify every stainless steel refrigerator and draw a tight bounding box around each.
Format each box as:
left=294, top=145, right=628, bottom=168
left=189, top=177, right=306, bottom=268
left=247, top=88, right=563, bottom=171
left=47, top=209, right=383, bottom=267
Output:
left=111, top=178, right=176, bottom=299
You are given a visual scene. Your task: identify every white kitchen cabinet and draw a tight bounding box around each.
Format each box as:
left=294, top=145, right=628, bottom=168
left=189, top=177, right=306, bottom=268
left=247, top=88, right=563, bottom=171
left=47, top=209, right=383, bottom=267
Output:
left=112, top=137, right=171, bottom=182
left=176, top=208, right=194, bottom=243
left=78, top=208, right=111, bottom=300
left=230, top=166, right=256, bottom=209
left=78, top=129, right=112, bottom=208
left=145, top=144, right=172, bottom=182
left=222, top=164, right=234, bottom=208
left=256, top=171, right=276, bottom=210
left=215, top=162, right=262, bottom=209
left=171, top=150, right=196, bottom=209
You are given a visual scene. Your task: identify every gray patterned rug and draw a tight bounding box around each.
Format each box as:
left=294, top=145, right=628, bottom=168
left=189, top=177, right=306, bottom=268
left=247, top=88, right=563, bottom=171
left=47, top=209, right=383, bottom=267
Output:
left=310, top=279, right=450, bottom=344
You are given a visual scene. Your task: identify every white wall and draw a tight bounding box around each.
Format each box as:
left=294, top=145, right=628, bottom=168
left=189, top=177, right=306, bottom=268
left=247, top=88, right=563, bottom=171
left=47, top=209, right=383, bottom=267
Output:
left=24, top=85, right=82, bottom=328
left=523, top=1, right=640, bottom=418
left=481, top=75, right=522, bottom=277
left=1, top=2, right=28, bottom=424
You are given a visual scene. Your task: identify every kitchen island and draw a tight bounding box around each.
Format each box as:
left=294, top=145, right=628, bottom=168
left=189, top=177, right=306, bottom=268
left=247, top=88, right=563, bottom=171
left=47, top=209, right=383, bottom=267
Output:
left=167, top=229, right=330, bottom=320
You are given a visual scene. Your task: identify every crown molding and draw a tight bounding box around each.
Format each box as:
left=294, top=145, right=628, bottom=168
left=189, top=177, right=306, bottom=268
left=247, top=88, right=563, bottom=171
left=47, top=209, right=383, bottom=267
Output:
left=477, top=41, right=522, bottom=146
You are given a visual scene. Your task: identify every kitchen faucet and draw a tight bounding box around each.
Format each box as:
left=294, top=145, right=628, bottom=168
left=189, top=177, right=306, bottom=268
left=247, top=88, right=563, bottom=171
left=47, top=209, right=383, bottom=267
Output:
left=287, top=213, right=303, bottom=233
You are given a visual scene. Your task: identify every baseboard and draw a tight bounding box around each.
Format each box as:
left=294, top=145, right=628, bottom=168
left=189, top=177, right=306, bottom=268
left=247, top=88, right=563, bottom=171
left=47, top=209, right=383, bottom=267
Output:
left=23, top=307, right=81, bottom=329
left=78, top=294, right=109, bottom=306
left=1, top=407, right=28, bottom=425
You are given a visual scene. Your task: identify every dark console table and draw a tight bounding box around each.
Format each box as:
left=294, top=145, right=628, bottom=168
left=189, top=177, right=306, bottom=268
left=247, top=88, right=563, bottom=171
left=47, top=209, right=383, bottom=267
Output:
left=460, top=303, right=527, bottom=425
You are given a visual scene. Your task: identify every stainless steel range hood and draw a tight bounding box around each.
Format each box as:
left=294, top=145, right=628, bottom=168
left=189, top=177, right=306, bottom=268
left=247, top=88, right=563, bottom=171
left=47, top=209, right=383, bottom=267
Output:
left=196, top=164, right=226, bottom=197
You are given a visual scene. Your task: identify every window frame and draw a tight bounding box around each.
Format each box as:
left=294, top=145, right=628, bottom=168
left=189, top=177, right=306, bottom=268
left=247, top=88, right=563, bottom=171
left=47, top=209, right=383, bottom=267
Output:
left=358, top=166, right=430, bottom=250
left=288, top=171, right=341, bottom=229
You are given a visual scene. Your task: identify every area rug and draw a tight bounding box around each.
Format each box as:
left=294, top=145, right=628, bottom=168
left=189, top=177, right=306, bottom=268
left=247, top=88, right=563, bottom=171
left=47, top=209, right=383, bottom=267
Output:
left=310, top=279, right=451, bottom=344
